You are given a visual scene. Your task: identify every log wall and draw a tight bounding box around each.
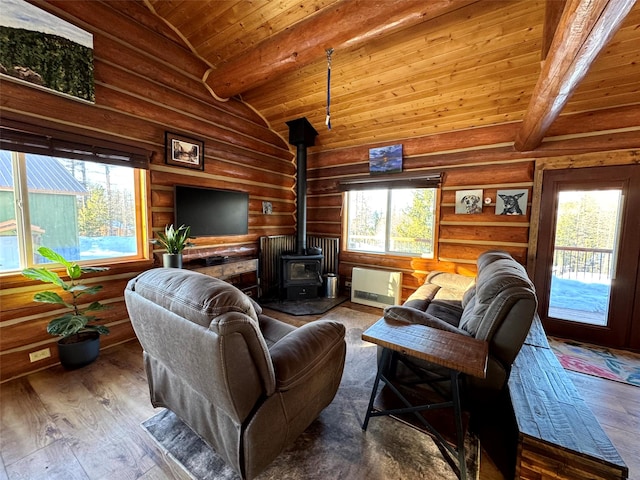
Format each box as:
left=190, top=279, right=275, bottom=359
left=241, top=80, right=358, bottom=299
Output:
left=0, top=0, right=294, bottom=382
left=1, top=0, right=638, bottom=383
left=306, top=123, right=640, bottom=302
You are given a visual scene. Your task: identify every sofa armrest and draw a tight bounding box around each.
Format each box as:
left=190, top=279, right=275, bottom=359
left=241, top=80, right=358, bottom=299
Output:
left=384, top=305, right=471, bottom=336
left=269, top=320, right=346, bottom=390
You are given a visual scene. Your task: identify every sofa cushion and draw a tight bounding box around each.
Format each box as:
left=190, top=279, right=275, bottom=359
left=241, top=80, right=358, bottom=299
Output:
left=461, top=285, right=476, bottom=309
left=403, top=283, right=441, bottom=310
left=428, top=271, right=475, bottom=311
left=476, top=250, right=516, bottom=270
left=425, top=300, right=464, bottom=326
left=249, top=296, right=263, bottom=315
left=259, top=314, right=296, bottom=347
left=127, top=268, right=258, bottom=328
left=427, top=271, right=475, bottom=292
left=458, top=261, right=534, bottom=337
left=384, top=305, right=470, bottom=335
left=433, top=288, right=466, bottom=304
left=458, top=295, right=481, bottom=335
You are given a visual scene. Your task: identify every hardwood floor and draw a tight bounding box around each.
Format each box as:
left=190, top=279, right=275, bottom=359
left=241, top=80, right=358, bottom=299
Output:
left=1, top=303, right=638, bottom=480
left=566, top=370, right=640, bottom=479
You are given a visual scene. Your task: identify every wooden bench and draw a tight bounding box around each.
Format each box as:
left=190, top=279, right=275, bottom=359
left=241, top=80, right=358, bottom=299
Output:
left=508, top=316, right=628, bottom=480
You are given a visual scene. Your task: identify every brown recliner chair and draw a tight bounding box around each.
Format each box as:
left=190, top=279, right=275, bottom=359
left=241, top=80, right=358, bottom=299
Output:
left=125, top=268, right=346, bottom=479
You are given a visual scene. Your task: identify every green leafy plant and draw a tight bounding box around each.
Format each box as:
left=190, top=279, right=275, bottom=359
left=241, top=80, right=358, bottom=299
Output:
left=22, top=247, right=110, bottom=340
left=150, top=224, right=195, bottom=254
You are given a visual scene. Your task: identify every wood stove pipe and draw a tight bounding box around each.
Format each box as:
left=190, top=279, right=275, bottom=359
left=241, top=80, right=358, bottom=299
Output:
left=286, top=117, right=318, bottom=255
left=295, top=142, right=308, bottom=255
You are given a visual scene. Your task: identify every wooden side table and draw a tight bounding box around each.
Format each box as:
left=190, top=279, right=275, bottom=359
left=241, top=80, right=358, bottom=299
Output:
left=362, top=318, right=488, bottom=480
left=190, top=257, right=259, bottom=297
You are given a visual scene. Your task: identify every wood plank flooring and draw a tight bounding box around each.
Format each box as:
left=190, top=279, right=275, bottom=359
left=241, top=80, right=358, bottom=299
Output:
left=1, top=303, right=638, bottom=480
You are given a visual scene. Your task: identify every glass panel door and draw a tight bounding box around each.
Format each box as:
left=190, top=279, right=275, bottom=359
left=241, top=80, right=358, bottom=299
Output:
left=548, top=189, right=622, bottom=326
left=535, top=165, right=640, bottom=349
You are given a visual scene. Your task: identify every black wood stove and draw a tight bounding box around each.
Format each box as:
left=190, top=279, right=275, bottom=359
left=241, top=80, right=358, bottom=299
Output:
left=279, top=117, right=324, bottom=300
left=281, top=253, right=323, bottom=300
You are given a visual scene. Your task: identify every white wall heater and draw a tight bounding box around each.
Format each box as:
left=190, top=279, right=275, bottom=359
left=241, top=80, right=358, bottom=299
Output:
left=351, top=267, right=402, bottom=309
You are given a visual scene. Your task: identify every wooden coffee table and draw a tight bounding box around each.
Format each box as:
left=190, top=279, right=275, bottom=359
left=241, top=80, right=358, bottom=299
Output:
left=362, top=317, right=488, bottom=480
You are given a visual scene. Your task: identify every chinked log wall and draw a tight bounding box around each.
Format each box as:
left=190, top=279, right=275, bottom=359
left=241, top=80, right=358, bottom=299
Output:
left=0, top=0, right=294, bottom=383
left=306, top=121, right=640, bottom=302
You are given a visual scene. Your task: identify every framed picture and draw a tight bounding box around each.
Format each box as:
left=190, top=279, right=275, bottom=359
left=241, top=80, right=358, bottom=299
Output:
left=165, top=132, right=204, bottom=170
left=1, top=0, right=95, bottom=102
left=369, top=144, right=402, bottom=174
left=496, top=189, right=528, bottom=215
left=455, top=189, right=483, bottom=214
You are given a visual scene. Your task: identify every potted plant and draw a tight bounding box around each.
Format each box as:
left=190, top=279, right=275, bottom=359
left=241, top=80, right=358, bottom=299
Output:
left=22, top=247, right=110, bottom=369
left=151, top=224, right=195, bottom=268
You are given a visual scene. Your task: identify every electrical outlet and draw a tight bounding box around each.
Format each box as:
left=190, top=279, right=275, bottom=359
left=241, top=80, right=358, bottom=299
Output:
left=345, top=281, right=352, bottom=287
left=29, top=348, right=51, bottom=362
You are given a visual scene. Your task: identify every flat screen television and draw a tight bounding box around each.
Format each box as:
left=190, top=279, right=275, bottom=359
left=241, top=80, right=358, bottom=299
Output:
left=175, top=185, right=249, bottom=237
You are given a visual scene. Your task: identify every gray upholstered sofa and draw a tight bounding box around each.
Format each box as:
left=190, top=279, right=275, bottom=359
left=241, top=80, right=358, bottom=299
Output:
left=383, top=250, right=538, bottom=398
left=125, top=268, right=346, bottom=479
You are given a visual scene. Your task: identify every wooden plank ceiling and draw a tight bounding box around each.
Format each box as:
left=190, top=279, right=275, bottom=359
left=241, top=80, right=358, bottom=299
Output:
left=145, top=0, right=640, bottom=152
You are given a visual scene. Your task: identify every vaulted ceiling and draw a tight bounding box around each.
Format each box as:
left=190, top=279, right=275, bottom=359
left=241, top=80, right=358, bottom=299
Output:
left=144, top=0, right=640, bottom=152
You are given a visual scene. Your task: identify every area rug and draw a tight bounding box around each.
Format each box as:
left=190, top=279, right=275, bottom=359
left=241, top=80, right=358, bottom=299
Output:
left=548, top=336, right=640, bottom=387
left=259, top=295, right=348, bottom=315
left=142, top=306, right=479, bottom=479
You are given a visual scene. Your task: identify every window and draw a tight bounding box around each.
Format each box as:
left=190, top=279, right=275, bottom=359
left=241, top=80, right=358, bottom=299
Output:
left=0, top=121, right=148, bottom=272
left=345, top=188, right=437, bottom=257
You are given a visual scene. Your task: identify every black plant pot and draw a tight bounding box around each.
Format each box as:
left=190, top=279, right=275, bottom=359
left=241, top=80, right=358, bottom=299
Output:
left=57, top=332, right=100, bottom=369
left=163, top=253, right=183, bottom=268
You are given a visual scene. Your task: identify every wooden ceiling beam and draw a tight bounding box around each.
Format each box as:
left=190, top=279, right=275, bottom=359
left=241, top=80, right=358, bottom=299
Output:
left=541, top=0, right=567, bottom=60
left=204, top=0, right=478, bottom=99
left=514, top=0, right=635, bottom=152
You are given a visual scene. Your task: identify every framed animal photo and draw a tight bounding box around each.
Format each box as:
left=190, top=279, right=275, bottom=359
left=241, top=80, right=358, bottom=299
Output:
left=455, top=189, right=483, bottom=214
left=496, top=189, right=528, bottom=215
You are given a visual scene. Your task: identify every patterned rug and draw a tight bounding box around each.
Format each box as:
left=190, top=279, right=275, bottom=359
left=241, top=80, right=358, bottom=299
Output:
left=548, top=337, right=640, bottom=387
left=142, top=307, right=479, bottom=479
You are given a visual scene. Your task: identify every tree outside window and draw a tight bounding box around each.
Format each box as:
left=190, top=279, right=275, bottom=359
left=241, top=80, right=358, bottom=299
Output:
left=346, top=188, right=436, bottom=257
left=0, top=151, right=140, bottom=272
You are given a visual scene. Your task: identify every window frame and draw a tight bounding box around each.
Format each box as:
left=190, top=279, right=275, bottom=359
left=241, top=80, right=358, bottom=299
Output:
left=0, top=120, right=150, bottom=272
left=343, top=186, right=439, bottom=258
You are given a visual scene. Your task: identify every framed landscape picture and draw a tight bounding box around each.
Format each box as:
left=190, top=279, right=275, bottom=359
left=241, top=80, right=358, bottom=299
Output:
left=165, top=132, right=205, bottom=170
left=0, top=0, right=95, bottom=102
left=369, top=144, right=403, bottom=174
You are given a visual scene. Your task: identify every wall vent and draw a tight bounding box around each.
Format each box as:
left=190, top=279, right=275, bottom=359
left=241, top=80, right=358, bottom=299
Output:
left=351, top=267, right=402, bottom=309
